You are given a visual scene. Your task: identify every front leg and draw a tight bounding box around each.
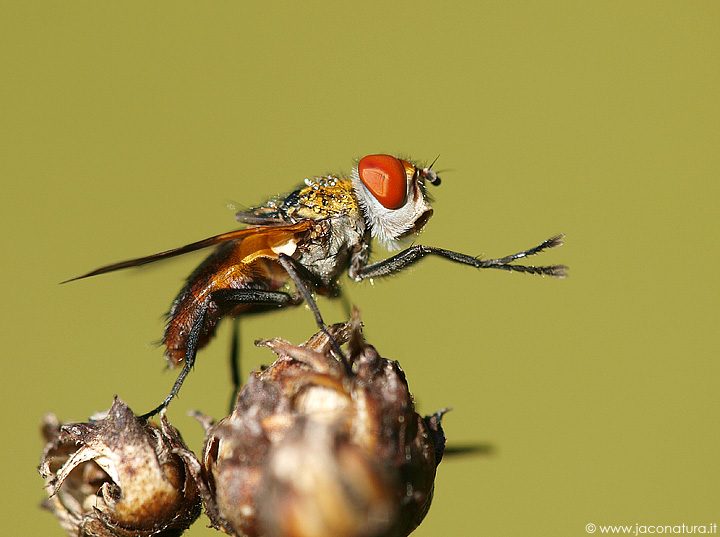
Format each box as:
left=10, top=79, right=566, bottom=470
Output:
left=351, top=235, right=567, bottom=280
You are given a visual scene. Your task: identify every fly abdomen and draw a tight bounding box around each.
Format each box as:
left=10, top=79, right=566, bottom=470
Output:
left=163, top=289, right=218, bottom=367
left=162, top=242, right=293, bottom=367
left=162, top=241, right=244, bottom=367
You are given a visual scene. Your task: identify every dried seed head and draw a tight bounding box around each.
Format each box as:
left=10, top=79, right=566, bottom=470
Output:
left=258, top=419, right=396, bottom=537
left=197, top=310, right=447, bottom=537
left=39, top=396, right=201, bottom=537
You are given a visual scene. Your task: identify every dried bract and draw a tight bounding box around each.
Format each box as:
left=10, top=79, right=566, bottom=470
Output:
left=39, top=397, right=201, bottom=537
left=197, top=312, right=447, bottom=537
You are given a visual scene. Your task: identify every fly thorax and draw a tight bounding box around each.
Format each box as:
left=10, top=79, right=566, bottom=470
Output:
left=297, top=214, right=364, bottom=281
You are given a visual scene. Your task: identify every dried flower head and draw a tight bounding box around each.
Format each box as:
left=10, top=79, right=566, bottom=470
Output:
left=195, top=311, right=447, bottom=537
left=39, top=397, right=201, bottom=537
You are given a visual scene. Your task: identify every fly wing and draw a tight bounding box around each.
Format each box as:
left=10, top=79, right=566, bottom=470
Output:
left=235, top=205, right=288, bottom=225
left=62, top=220, right=314, bottom=283
left=234, top=211, right=285, bottom=225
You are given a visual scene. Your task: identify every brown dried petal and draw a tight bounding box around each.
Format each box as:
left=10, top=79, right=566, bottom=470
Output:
left=197, top=310, right=446, bottom=537
left=39, top=397, right=201, bottom=537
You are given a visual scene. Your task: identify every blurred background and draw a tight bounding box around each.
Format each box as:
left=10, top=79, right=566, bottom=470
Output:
left=2, top=2, right=718, bottom=536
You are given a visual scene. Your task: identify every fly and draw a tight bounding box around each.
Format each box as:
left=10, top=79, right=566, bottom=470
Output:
left=65, top=154, right=567, bottom=417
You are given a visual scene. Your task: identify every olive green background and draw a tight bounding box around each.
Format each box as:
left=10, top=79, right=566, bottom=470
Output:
left=2, top=2, right=718, bottom=536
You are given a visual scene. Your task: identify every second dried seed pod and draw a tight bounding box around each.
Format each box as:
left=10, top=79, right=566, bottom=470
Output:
left=196, top=312, right=447, bottom=537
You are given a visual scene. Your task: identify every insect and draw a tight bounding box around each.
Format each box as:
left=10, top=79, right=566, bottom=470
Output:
left=65, top=154, right=567, bottom=417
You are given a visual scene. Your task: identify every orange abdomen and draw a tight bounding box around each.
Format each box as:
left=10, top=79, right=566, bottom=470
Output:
left=162, top=239, right=292, bottom=367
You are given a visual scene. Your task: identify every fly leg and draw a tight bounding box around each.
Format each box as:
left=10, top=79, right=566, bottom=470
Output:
left=228, top=318, right=241, bottom=413
left=353, top=235, right=568, bottom=280
left=276, top=253, right=348, bottom=368
left=141, top=289, right=294, bottom=419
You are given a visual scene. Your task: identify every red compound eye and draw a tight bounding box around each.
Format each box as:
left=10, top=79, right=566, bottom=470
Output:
left=358, top=154, right=408, bottom=209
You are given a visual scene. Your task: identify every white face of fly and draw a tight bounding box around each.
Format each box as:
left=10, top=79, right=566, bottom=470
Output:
left=350, top=155, right=436, bottom=251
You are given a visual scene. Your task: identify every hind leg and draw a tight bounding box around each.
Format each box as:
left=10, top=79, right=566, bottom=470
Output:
left=142, top=289, right=294, bottom=418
